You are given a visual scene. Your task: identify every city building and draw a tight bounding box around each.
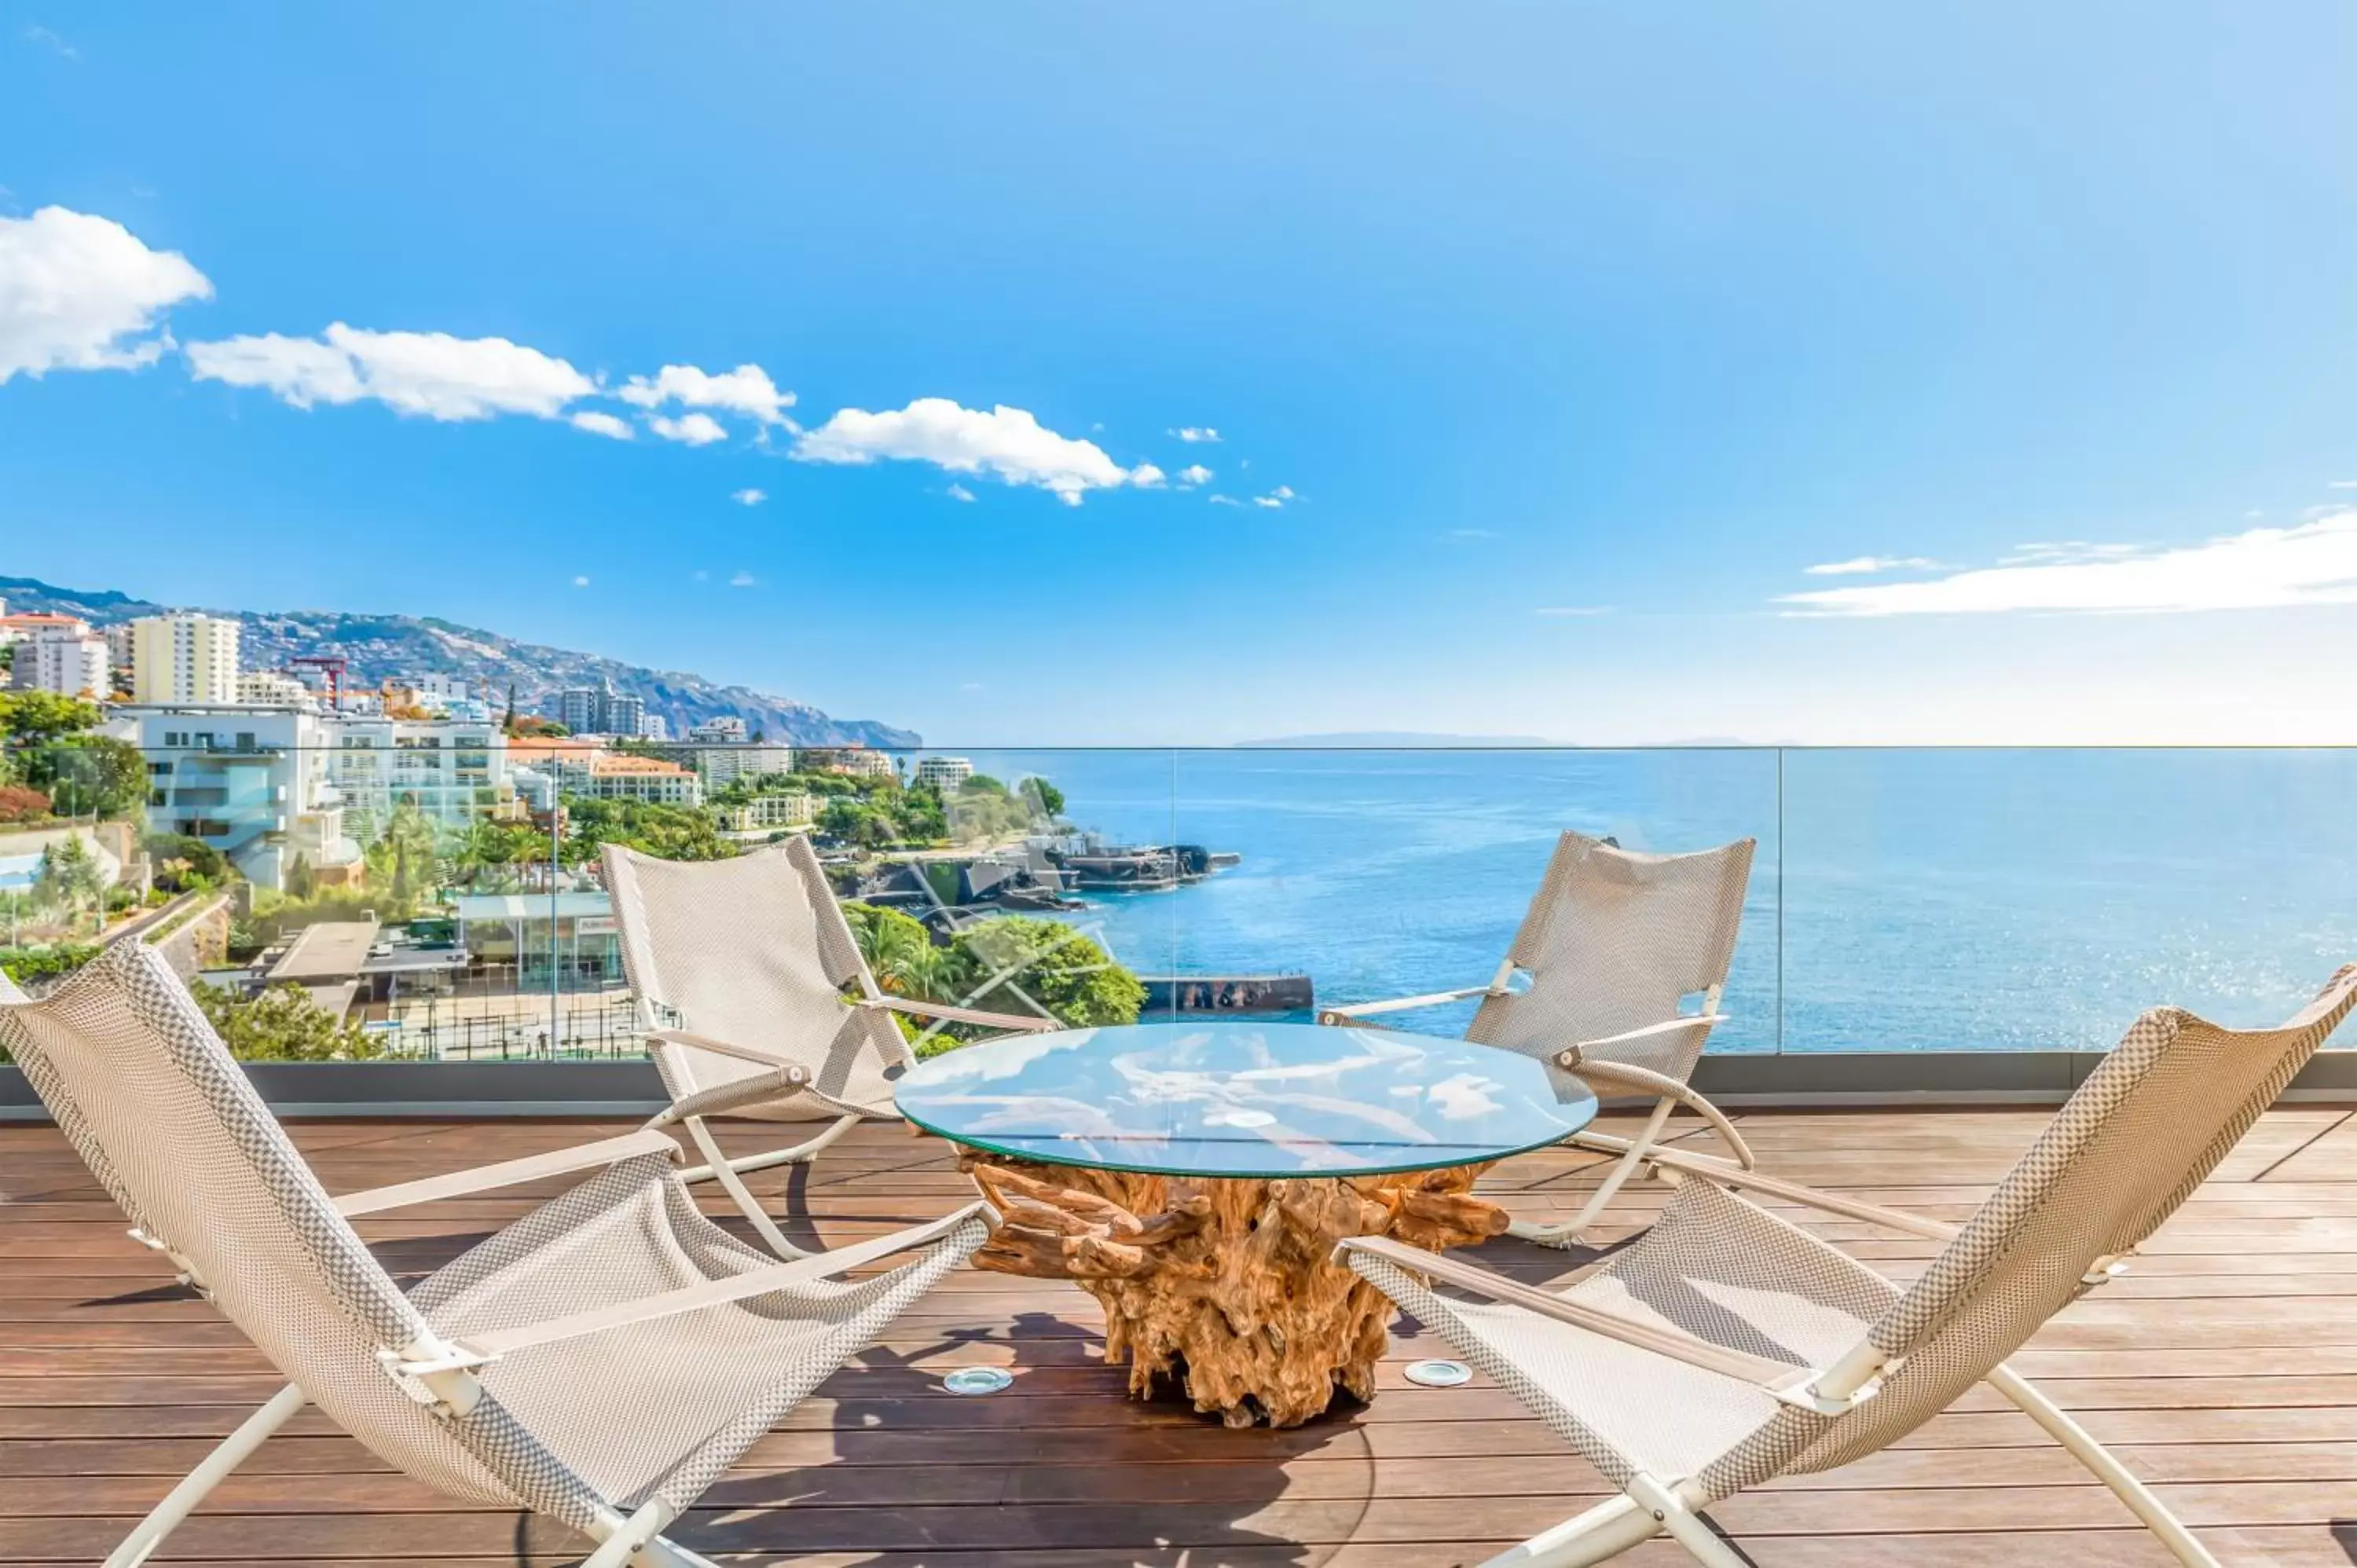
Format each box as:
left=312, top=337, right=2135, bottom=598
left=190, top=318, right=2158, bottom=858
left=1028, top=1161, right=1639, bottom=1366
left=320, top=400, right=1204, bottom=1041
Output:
left=0, top=609, right=89, bottom=647
left=641, top=714, right=669, bottom=742
left=913, top=755, right=976, bottom=790
left=687, top=716, right=748, bottom=743
left=805, top=746, right=896, bottom=779
left=126, top=614, right=240, bottom=705
left=555, top=685, right=652, bottom=738
left=10, top=621, right=110, bottom=698
left=110, top=704, right=357, bottom=891
left=237, top=670, right=314, bottom=708
left=584, top=753, right=703, bottom=806
left=721, top=792, right=818, bottom=833
left=102, top=623, right=135, bottom=694
left=324, top=714, right=509, bottom=842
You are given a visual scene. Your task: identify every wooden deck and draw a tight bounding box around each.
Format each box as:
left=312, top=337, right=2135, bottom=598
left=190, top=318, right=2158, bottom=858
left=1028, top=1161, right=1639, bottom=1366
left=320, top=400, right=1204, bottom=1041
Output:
left=5, top=1105, right=2356, bottom=1566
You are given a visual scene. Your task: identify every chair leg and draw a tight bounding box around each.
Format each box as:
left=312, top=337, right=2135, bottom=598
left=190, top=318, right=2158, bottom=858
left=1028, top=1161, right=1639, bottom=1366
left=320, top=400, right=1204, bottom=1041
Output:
left=1478, top=1493, right=1659, bottom=1567
left=683, top=1115, right=814, bottom=1261
left=583, top=1501, right=672, bottom=1568
left=105, top=1383, right=307, bottom=1568
left=1626, top=1474, right=1750, bottom=1568
left=1512, top=1100, right=1675, bottom=1249
left=1985, top=1363, right=2220, bottom=1568
left=675, top=1112, right=862, bottom=1182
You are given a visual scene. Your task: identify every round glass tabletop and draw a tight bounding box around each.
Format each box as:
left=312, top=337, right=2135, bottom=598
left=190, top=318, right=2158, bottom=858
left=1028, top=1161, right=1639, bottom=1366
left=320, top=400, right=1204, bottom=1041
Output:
left=893, top=1020, right=1598, bottom=1179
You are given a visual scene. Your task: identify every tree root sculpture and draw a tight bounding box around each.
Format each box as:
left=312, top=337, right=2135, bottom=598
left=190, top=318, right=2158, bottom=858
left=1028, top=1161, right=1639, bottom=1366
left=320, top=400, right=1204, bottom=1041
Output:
left=961, top=1152, right=1508, bottom=1427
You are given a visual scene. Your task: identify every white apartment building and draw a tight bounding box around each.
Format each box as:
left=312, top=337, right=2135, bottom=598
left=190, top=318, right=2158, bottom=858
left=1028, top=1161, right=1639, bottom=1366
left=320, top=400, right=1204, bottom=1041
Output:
left=687, top=716, right=748, bottom=743
left=324, top=714, right=509, bottom=842
left=693, top=742, right=795, bottom=788
left=237, top=670, right=314, bottom=708
left=722, top=792, right=818, bottom=832
left=585, top=754, right=703, bottom=806
left=111, top=705, right=355, bottom=891
left=128, top=614, right=240, bottom=704
left=12, top=621, right=110, bottom=698
left=914, top=755, right=976, bottom=789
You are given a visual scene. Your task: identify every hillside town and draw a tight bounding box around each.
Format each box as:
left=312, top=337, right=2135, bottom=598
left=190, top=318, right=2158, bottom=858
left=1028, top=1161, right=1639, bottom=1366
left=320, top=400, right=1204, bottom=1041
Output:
left=0, top=592, right=1200, bottom=1066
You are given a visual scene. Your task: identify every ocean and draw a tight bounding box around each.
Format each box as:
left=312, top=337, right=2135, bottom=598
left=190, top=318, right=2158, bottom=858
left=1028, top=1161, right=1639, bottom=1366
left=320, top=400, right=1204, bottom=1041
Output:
left=963, top=748, right=2357, bottom=1054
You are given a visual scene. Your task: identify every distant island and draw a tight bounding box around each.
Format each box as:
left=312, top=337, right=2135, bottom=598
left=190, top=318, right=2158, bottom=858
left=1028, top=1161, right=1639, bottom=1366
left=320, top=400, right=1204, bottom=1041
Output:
left=0, top=575, right=914, bottom=748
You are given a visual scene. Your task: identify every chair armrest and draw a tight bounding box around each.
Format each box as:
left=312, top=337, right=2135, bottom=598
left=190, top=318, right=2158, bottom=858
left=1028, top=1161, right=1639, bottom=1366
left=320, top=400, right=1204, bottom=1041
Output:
left=1340, top=1236, right=1819, bottom=1387
left=1317, top=985, right=1494, bottom=1026
left=1335, top=1234, right=1878, bottom=1413
left=1572, top=1013, right=1728, bottom=1055
left=1578, top=1137, right=1961, bottom=1243
left=865, top=996, right=1058, bottom=1032
left=335, top=1128, right=681, bottom=1218
left=1556, top=1055, right=1755, bottom=1169
left=644, top=1027, right=808, bottom=1072
left=434, top=1202, right=995, bottom=1366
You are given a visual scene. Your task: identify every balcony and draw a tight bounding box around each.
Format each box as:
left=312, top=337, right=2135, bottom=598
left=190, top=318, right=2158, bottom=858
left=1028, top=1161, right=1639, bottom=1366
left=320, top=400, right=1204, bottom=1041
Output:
left=3, top=1107, right=2351, bottom=1562
left=3, top=741, right=2354, bottom=1562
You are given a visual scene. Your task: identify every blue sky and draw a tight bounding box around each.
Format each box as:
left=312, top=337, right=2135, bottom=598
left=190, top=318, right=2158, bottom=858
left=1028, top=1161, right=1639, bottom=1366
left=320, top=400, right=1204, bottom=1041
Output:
left=4, top=3, right=2355, bottom=743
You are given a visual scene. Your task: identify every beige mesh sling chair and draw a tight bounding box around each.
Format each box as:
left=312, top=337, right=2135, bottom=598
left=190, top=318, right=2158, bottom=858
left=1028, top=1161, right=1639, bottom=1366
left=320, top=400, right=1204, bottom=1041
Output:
left=1323, top=830, right=1757, bottom=1246
left=0, top=940, right=992, bottom=1568
left=1340, top=965, right=2357, bottom=1568
left=603, top=836, right=1053, bottom=1260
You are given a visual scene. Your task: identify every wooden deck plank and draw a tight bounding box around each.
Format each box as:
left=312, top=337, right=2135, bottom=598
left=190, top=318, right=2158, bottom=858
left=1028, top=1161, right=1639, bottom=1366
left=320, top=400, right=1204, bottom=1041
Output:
left=2, top=1107, right=2352, bottom=1566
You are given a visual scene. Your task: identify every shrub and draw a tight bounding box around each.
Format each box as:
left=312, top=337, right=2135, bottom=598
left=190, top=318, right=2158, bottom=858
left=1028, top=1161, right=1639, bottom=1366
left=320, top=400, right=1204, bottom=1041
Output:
left=190, top=980, right=385, bottom=1061
left=0, top=785, right=51, bottom=824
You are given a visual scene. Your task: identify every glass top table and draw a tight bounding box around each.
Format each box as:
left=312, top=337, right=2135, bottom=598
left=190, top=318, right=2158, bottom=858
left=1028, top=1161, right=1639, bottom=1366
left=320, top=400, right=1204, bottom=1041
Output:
left=893, top=1019, right=1598, bottom=1180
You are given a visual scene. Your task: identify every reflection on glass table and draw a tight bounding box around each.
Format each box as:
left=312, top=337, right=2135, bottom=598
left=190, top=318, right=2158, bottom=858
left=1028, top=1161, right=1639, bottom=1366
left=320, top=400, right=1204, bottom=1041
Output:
left=894, top=1020, right=1598, bottom=1427
left=893, top=1019, right=1599, bottom=1180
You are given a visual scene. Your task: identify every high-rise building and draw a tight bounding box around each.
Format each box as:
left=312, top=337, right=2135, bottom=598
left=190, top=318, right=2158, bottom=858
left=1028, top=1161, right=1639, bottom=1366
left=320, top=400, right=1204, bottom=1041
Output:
left=555, top=685, right=654, bottom=737
left=103, top=623, right=136, bottom=694
left=127, top=614, right=240, bottom=704
left=12, top=621, right=110, bottom=698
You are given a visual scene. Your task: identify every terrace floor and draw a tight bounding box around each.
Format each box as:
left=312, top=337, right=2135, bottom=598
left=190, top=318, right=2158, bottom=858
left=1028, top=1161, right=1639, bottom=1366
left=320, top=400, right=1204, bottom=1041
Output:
left=5, top=1105, right=2357, bottom=1566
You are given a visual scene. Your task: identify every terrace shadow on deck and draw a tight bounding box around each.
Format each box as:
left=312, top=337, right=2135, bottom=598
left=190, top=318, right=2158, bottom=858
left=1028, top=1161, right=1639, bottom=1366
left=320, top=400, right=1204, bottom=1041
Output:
left=4, top=1107, right=2356, bottom=1566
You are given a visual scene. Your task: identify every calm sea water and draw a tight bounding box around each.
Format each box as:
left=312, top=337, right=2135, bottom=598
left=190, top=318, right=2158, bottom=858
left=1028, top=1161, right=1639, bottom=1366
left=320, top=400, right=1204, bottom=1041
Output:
left=965, top=749, right=2357, bottom=1054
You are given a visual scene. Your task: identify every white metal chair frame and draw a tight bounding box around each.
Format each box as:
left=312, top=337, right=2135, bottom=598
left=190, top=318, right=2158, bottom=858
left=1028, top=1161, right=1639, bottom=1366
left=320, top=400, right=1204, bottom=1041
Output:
left=1, top=944, right=995, bottom=1568
left=604, top=836, right=1055, bottom=1262
left=1338, top=967, right=2357, bottom=1568
left=1323, top=830, right=1756, bottom=1247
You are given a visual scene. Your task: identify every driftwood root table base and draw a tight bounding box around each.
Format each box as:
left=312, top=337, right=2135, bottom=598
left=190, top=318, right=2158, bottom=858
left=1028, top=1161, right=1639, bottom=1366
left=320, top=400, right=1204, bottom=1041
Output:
left=961, top=1152, right=1508, bottom=1427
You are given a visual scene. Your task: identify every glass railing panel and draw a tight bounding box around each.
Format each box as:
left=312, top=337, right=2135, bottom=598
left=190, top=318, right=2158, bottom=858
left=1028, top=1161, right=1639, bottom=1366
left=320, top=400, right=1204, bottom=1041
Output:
left=1781, top=748, right=2357, bottom=1052
left=1166, top=746, right=1784, bottom=1051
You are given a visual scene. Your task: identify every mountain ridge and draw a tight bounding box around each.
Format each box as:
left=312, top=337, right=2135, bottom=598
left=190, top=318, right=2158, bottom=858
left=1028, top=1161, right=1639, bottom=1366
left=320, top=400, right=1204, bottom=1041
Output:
left=0, top=575, right=918, bottom=748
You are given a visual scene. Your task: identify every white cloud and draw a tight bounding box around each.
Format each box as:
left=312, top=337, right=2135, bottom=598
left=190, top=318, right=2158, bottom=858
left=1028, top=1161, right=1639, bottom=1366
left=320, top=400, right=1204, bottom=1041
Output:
left=730, top=487, right=767, bottom=506
left=1252, top=495, right=1284, bottom=509
left=22, top=24, right=77, bottom=59
left=647, top=411, right=728, bottom=445
left=570, top=410, right=633, bottom=440
left=728, top=570, right=757, bottom=588
left=794, top=397, right=1145, bottom=505
left=0, top=206, right=211, bottom=384
left=1271, top=485, right=1296, bottom=500
left=946, top=483, right=977, bottom=503
left=1131, top=463, right=1166, bottom=489
left=571, top=575, right=590, bottom=588
left=187, top=322, right=594, bottom=420
left=1208, top=494, right=1242, bottom=507
left=1169, top=426, right=1221, bottom=443
left=2330, top=480, right=2357, bottom=490
left=1175, top=464, right=1213, bottom=489
left=1782, top=513, right=2357, bottom=617
left=1802, top=555, right=1947, bottom=577
left=1536, top=606, right=1611, bottom=617
left=618, top=362, right=795, bottom=427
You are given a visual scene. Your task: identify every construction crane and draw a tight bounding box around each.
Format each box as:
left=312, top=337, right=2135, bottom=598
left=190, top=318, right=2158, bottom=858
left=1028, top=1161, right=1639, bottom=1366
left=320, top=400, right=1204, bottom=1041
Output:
left=288, top=654, right=348, bottom=707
